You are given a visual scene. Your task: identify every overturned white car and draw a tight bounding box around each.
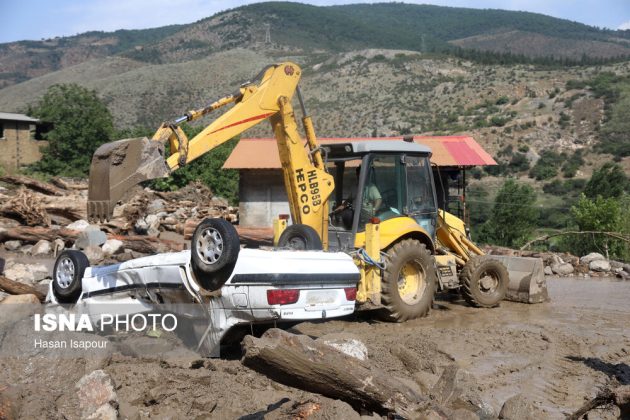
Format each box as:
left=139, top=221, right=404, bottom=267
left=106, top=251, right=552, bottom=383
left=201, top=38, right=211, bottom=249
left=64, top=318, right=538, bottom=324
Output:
left=46, top=219, right=359, bottom=356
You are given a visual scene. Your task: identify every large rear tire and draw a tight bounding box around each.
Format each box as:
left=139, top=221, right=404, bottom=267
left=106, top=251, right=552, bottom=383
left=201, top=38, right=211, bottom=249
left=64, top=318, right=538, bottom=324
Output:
left=460, top=256, right=508, bottom=308
left=381, top=239, right=437, bottom=322
left=191, top=218, right=240, bottom=291
left=278, top=224, right=323, bottom=250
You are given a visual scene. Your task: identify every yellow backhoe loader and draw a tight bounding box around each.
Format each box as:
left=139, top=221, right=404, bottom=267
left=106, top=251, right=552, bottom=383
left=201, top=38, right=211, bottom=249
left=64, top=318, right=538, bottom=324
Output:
left=87, top=62, right=547, bottom=322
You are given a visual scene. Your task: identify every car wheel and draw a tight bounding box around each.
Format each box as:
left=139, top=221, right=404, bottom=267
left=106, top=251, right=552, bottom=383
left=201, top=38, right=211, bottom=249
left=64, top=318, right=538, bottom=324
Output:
left=460, top=256, right=508, bottom=308
left=53, top=250, right=89, bottom=303
left=278, top=224, right=323, bottom=250
left=191, top=218, right=240, bottom=290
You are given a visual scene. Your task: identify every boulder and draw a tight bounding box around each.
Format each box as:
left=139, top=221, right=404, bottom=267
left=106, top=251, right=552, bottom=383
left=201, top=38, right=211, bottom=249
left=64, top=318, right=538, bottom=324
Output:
left=4, top=241, right=21, bottom=251
left=499, top=394, right=543, bottom=419
left=431, top=365, right=495, bottom=419
left=590, top=259, right=611, bottom=272
left=67, top=219, right=91, bottom=232
left=146, top=199, right=166, bottom=214
left=31, top=240, right=51, bottom=256
left=101, top=239, right=123, bottom=256
left=134, top=218, right=149, bottom=234
left=0, top=294, right=41, bottom=304
left=543, top=266, right=553, bottom=276
left=19, top=245, right=33, bottom=255
left=580, top=252, right=606, bottom=265
left=551, top=263, right=574, bottom=276
left=4, top=261, right=49, bottom=283
left=75, top=370, right=118, bottom=420
left=317, top=333, right=369, bottom=361
left=145, top=214, right=160, bottom=237
left=84, top=246, right=105, bottom=264
left=75, top=229, right=107, bottom=250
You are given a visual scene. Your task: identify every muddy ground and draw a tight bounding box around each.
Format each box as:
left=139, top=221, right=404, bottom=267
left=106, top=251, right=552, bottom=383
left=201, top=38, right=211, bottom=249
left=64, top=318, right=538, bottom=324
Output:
left=1, top=276, right=629, bottom=419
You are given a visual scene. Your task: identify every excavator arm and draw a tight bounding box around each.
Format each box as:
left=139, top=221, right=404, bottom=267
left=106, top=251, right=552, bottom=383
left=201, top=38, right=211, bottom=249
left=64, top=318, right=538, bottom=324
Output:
left=88, top=62, right=333, bottom=245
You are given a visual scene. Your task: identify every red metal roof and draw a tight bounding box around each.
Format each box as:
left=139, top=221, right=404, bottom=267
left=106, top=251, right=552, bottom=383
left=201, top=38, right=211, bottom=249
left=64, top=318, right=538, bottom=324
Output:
left=223, top=136, right=496, bottom=169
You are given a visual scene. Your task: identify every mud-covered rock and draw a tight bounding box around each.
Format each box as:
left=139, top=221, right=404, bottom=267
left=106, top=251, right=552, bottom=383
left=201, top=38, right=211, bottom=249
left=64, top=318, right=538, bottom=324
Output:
left=4, top=241, right=21, bottom=251
left=431, top=365, right=495, bottom=419
left=84, top=245, right=105, bottom=264
left=31, top=240, right=51, bottom=256
left=499, top=394, right=543, bottom=419
left=75, top=228, right=107, bottom=250
left=580, top=253, right=606, bottom=265
left=67, top=219, right=90, bottom=232
left=4, top=261, right=48, bottom=283
left=101, top=239, right=123, bottom=256
left=0, top=294, right=40, bottom=304
left=551, top=262, right=574, bottom=275
left=75, top=370, right=118, bottom=420
left=589, top=259, right=611, bottom=272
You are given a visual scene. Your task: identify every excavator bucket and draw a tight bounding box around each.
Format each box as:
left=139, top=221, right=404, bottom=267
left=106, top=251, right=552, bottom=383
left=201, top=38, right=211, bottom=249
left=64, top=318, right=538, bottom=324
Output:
left=88, top=137, right=170, bottom=221
left=489, top=255, right=549, bottom=304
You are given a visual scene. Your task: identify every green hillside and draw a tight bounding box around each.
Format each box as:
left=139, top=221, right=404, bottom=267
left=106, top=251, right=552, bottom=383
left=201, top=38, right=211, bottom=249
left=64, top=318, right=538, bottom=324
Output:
left=2, top=2, right=630, bottom=89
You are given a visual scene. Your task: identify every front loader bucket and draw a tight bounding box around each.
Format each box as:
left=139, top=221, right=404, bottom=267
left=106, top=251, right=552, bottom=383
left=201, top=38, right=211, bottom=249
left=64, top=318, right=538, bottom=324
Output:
left=488, top=255, right=549, bottom=304
left=88, top=137, right=170, bottom=222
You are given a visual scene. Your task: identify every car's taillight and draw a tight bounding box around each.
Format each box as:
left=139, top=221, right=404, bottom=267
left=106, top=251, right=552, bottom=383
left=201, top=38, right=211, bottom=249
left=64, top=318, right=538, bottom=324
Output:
left=266, top=289, right=300, bottom=305
left=344, top=287, right=357, bottom=301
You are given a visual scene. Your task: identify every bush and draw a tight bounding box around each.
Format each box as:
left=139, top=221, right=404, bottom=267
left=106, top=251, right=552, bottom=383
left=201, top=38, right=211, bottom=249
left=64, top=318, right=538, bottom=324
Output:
left=529, top=150, right=562, bottom=180
left=584, top=162, right=629, bottom=199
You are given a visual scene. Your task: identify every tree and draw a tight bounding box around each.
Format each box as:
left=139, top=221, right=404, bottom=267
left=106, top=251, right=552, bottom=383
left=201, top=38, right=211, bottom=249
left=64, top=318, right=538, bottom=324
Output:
left=584, top=162, right=629, bottom=199
left=566, top=193, right=627, bottom=259
left=28, top=84, right=114, bottom=176
left=481, top=179, right=538, bottom=247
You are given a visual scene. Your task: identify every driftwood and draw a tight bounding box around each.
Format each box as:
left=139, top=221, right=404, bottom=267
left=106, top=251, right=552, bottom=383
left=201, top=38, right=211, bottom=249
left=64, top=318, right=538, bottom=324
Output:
left=50, top=177, right=88, bottom=191
left=0, top=175, right=64, bottom=196
left=0, top=188, right=51, bottom=226
left=0, top=226, right=183, bottom=255
left=0, top=276, right=47, bottom=302
left=568, top=385, right=630, bottom=420
left=520, top=230, right=630, bottom=250
left=241, top=328, right=431, bottom=417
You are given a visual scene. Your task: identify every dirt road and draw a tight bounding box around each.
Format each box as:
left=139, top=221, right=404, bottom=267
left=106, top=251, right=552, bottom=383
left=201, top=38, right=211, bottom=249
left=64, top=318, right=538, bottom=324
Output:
left=1, top=276, right=629, bottom=419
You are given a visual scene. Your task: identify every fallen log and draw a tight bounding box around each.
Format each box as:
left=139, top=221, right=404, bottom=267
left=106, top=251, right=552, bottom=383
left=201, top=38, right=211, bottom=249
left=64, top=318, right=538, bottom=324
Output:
left=0, top=175, right=64, bottom=196
left=241, top=328, right=431, bottom=417
left=0, top=276, right=47, bottom=302
left=50, top=177, right=88, bottom=191
left=0, top=226, right=183, bottom=255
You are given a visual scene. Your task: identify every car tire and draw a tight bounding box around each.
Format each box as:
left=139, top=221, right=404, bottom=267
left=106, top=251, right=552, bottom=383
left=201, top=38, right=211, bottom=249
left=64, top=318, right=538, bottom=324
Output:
left=191, top=218, right=240, bottom=290
left=278, top=224, right=323, bottom=250
left=460, top=256, right=509, bottom=308
left=381, top=239, right=437, bottom=322
left=53, top=250, right=89, bottom=303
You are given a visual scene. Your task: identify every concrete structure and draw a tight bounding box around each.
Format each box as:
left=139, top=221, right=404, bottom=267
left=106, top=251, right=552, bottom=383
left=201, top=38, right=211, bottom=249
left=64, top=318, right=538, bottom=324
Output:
left=0, top=112, right=50, bottom=172
left=224, top=136, right=496, bottom=227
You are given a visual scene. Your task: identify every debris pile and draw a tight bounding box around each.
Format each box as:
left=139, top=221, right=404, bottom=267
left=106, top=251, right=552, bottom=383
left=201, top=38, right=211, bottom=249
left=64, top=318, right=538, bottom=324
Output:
left=486, top=246, right=630, bottom=280
left=0, top=175, right=238, bottom=301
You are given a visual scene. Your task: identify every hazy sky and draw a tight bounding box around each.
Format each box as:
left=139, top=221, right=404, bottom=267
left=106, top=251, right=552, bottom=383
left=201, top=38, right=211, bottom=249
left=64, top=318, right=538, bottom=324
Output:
left=1, top=0, right=629, bottom=43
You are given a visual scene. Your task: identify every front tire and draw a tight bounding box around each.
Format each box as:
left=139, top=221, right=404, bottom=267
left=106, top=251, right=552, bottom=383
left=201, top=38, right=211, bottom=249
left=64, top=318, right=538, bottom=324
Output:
left=460, top=256, right=508, bottom=308
left=381, top=239, right=437, bottom=322
left=53, top=250, right=89, bottom=303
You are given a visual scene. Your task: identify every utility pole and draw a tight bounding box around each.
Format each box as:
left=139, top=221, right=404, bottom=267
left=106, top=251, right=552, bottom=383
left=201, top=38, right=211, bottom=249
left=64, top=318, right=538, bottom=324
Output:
left=264, top=23, right=271, bottom=44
